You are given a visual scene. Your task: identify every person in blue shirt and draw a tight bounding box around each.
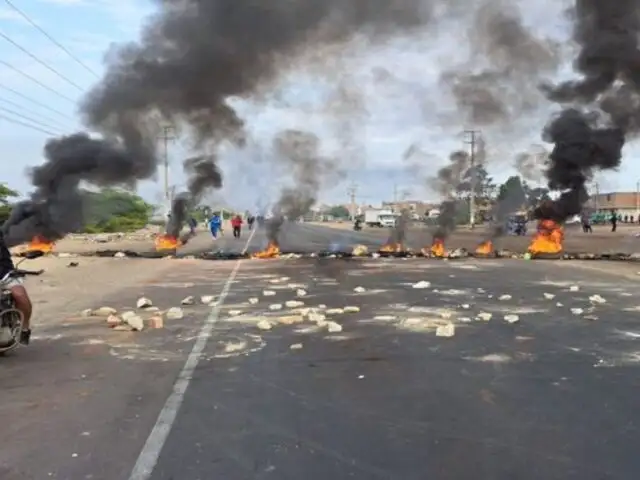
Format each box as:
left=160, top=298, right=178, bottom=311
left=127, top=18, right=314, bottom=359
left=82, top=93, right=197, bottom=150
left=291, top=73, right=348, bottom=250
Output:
left=208, top=213, right=222, bottom=238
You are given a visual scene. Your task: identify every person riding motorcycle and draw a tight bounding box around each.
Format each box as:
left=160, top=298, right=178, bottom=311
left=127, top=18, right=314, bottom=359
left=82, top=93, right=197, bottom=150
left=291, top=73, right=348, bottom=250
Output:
left=0, top=232, right=33, bottom=345
left=353, top=217, right=362, bottom=231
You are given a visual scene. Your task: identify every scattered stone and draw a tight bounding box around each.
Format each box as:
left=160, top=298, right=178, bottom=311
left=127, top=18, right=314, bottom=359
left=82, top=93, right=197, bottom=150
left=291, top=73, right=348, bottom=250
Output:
left=145, top=306, right=160, bottom=312
left=436, top=323, right=455, bottom=337
left=113, top=324, right=133, bottom=331
left=181, top=296, right=195, bottom=305
left=570, top=308, right=584, bottom=315
left=344, top=306, right=360, bottom=313
left=439, top=309, right=454, bottom=319
left=262, top=290, right=276, bottom=297
left=412, top=281, right=431, bottom=289
left=569, top=285, right=580, bottom=292
left=257, top=320, right=272, bottom=330
left=504, top=314, right=520, bottom=324
left=477, top=312, right=492, bottom=321
left=92, top=306, right=117, bottom=317
left=289, top=343, right=303, bottom=350
left=296, top=289, right=307, bottom=297
left=277, top=315, right=304, bottom=325
left=81, top=308, right=93, bottom=317
left=285, top=300, right=305, bottom=308
left=543, top=293, right=555, bottom=300
left=114, top=252, right=126, bottom=258
left=371, top=252, right=380, bottom=259
left=124, top=313, right=144, bottom=331
left=326, top=308, right=344, bottom=315
left=147, top=316, right=163, bottom=328
left=459, top=317, right=472, bottom=323
left=353, top=286, right=366, bottom=293
left=584, top=315, right=598, bottom=321
left=476, top=288, right=486, bottom=293
left=498, top=294, right=512, bottom=301
left=166, top=307, right=184, bottom=320
left=317, top=304, right=327, bottom=309
left=269, top=304, right=283, bottom=311
left=200, top=295, right=215, bottom=304
left=106, top=314, right=121, bottom=327
left=589, top=294, right=606, bottom=304
left=136, top=297, right=152, bottom=309
left=460, top=304, right=470, bottom=309
left=228, top=310, right=242, bottom=317
left=308, top=312, right=326, bottom=323
left=327, top=321, right=343, bottom=333
left=373, top=315, right=397, bottom=321
left=556, top=302, right=564, bottom=307
left=248, top=297, right=259, bottom=305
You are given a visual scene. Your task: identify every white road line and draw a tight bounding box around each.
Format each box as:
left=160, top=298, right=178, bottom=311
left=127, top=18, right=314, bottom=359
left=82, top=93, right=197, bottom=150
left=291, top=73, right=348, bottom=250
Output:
left=128, top=232, right=256, bottom=480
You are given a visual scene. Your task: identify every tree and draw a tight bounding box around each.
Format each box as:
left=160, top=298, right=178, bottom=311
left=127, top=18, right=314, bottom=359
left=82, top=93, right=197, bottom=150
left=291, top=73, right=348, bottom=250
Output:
left=327, top=205, right=350, bottom=218
left=456, top=164, right=496, bottom=205
left=0, top=183, right=19, bottom=224
left=523, top=182, right=551, bottom=211
left=497, top=176, right=526, bottom=205
left=82, top=188, right=153, bottom=233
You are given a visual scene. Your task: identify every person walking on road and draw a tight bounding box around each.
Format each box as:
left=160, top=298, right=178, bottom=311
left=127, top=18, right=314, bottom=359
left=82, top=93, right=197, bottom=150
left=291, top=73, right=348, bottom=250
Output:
left=247, top=215, right=255, bottom=230
left=209, top=213, right=222, bottom=239
left=231, top=214, right=243, bottom=238
left=611, top=209, right=617, bottom=232
left=581, top=212, right=592, bottom=233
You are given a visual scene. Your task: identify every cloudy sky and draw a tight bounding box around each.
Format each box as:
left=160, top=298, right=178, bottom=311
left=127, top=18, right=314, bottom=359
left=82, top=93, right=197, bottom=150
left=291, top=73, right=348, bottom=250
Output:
left=0, top=0, right=634, bottom=213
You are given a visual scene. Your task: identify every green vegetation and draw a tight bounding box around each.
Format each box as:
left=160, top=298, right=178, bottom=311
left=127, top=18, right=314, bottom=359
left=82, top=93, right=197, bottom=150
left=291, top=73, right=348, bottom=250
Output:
left=0, top=183, right=19, bottom=224
left=82, top=188, right=154, bottom=233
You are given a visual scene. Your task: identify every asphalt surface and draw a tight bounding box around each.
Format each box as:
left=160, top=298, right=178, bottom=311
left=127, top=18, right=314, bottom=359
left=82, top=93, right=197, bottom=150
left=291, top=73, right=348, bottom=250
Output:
left=2, top=224, right=640, bottom=479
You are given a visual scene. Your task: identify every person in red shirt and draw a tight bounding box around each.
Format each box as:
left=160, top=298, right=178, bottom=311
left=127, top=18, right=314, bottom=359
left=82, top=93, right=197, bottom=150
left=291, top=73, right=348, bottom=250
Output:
left=231, top=214, right=243, bottom=238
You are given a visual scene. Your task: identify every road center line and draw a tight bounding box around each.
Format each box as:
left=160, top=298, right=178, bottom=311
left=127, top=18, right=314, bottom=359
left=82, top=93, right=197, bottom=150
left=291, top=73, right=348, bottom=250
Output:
left=128, top=231, right=255, bottom=480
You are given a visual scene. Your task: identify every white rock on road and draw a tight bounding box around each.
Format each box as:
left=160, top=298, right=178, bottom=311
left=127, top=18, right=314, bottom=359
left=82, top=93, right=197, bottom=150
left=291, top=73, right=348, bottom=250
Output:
left=136, top=297, right=152, bottom=309
left=92, top=306, right=117, bottom=317
left=353, top=286, right=366, bottom=293
left=200, top=295, right=215, bottom=304
left=269, top=304, right=283, bottom=311
left=296, top=289, right=307, bottom=297
left=504, top=314, right=520, bottom=324
left=285, top=300, right=305, bottom=308
left=262, top=290, right=276, bottom=297
left=436, top=323, right=455, bottom=337
left=412, top=281, right=431, bottom=289
left=344, top=306, right=360, bottom=313
left=477, top=312, right=492, bottom=321
left=166, top=307, right=184, bottom=320
left=326, top=321, right=343, bottom=333
left=181, top=296, right=195, bottom=305
left=257, top=319, right=272, bottom=330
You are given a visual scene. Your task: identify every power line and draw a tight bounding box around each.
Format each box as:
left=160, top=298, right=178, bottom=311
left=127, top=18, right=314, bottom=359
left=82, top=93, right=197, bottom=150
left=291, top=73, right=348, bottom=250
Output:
left=0, top=59, right=75, bottom=102
left=2, top=0, right=99, bottom=78
left=0, top=82, right=74, bottom=119
left=0, top=30, right=84, bottom=90
left=0, top=95, right=70, bottom=128
left=0, top=105, right=64, bottom=134
left=0, top=111, right=57, bottom=135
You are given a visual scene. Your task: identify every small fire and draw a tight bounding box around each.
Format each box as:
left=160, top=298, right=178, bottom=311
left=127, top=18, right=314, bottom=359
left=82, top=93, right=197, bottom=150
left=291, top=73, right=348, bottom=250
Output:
left=475, top=240, right=493, bottom=256
left=380, top=243, right=402, bottom=253
left=528, top=219, right=563, bottom=255
left=252, top=241, right=280, bottom=259
left=155, top=234, right=181, bottom=251
left=425, top=238, right=445, bottom=257
left=28, top=235, right=54, bottom=253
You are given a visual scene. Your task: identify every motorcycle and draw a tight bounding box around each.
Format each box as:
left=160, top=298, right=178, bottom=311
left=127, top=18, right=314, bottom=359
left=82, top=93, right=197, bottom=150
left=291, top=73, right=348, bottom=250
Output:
left=0, top=250, right=44, bottom=355
left=353, top=220, right=362, bottom=231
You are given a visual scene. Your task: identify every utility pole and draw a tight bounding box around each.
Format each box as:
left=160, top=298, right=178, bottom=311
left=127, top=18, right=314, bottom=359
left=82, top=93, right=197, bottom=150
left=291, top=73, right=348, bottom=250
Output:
left=393, top=184, right=398, bottom=203
left=159, top=125, right=175, bottom=214
left=595, top=181, right=600, bottom=212
left=464, top=129, right=481, bottom=228
left=347, top=183, right=357, bottom=220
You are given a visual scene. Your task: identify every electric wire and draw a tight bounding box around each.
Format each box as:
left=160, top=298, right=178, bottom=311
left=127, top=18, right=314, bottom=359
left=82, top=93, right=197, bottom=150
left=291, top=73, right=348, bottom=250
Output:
left=2, top=0, right=99, bottom=78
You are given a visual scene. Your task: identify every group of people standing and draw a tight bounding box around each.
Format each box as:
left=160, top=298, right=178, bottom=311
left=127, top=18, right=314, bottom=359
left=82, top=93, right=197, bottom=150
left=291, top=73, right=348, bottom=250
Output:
left=207, top=213, right=256, bottom=239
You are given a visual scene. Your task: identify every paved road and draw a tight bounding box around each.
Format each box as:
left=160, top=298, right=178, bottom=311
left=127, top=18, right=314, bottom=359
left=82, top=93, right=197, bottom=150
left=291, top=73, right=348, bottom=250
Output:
left=2, top=225, right=640, bottom=479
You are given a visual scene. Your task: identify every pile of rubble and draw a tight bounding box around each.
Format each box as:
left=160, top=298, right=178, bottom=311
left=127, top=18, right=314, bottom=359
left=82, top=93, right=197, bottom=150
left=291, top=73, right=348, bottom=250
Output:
left=82, top=294, right=216, bottom=331
left=67, top=225, right=163, bottom=244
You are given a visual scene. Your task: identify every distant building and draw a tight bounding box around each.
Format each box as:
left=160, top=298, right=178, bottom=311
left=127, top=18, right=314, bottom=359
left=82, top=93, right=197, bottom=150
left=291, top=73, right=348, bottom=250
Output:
left=587, top=192, right=640, bottom=217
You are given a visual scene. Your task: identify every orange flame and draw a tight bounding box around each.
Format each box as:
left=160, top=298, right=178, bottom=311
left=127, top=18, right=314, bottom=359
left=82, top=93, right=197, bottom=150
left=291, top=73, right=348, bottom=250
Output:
left=155, top=234, right=181, bottom=251
left=528, top=219, right=563, bottom=254
left=475, top=240, right=493, bottom=255
left=252, top=241, right=280, bottom=259
left=380, top=243, right=402, bottom=253
left=424, top=238, right=445, bottom=257
left=28, top=235, right=54, bottom=253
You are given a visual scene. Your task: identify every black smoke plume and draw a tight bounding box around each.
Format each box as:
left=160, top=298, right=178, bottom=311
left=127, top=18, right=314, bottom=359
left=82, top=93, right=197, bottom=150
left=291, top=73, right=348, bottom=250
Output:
left=441, top=1, right=560, bottom=126
left=266, top=129, right=337, bottom=245
left=165, top=154, right=222, bottom=240
left=3, top=0, right=435, bottom=245
left=535, top=1, right=636, bottom=221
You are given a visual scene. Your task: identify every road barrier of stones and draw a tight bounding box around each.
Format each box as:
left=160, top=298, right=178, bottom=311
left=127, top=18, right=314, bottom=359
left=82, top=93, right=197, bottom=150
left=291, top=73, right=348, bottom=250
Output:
left=22, top=249, right=640, bottom=262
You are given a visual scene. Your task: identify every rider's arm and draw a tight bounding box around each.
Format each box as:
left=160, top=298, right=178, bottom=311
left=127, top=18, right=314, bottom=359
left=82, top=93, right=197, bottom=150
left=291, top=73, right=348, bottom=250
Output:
left=0, top=233, right=15, bottom=273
